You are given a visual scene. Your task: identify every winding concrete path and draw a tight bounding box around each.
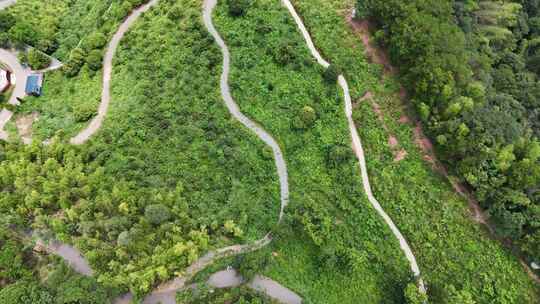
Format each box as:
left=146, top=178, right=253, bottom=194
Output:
left=70, top=0, right=160, bottom=145
left=35, top=238, right=93, bottom=276
left=114, top=1, right=293, bottom=302
left=203, top=0, right=289, bottom=220
left=280, top=0, right=426, bottom=293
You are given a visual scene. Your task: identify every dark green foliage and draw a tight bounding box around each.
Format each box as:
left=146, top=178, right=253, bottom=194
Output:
left=0, top=281, right=53, bottom=304
left=358, top=0, right=540, bottom=268
left=63, top=47, right=86, bottom=77
left=323, top=65, right=339, bottom=83
left=327, top=145, right=351, bottom=167
left=235, top=251, right=270, bottom=281
left=292, top=105, right=317, bottom=129
left=144, top=204, right=171, bottom=225
left=86, top=49, right=103, bottom=71
left=227, top=0, right=252, bottom=17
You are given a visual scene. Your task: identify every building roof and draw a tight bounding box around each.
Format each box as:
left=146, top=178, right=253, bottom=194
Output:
left=25, top=74, right=43, bottom=96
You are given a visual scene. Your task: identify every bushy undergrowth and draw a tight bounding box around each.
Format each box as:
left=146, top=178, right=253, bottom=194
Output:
left=2, top=0, right=279, bottom=299
left=283, top=0, right=540, bottom=302
left=214, top=0, right=412, bottom=302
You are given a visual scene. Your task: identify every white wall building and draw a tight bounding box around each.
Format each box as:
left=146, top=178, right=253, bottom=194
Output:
left=0, top=69, right=10, bottom=93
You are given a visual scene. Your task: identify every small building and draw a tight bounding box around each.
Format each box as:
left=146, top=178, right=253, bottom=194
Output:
left=25, top=74, right=43, bottom=96
left=0, top=69, right=10, bottom=93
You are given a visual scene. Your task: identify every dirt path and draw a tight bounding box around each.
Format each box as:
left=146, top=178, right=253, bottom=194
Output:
left=15, top=111, right=38, bottom=144
left=70, top=0, right=160, bottom=145
left=281, top=0, right=426, bottom=293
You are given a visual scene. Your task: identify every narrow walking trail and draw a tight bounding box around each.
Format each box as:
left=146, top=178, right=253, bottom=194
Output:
left=280, top=0, right=426, bottom=293
left=70, top=0, right=160, bottom=145
left=116, top=0, right=293, bottom=302
left=203, top=0, right=289, bottom=220
left=115, top=1, right=293, bottom=302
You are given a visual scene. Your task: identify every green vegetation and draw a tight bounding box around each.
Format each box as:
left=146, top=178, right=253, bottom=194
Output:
left=1, top=0, right=280, bottom=300
left=214, top=0, right=413, bottom=302
left=358, top=0, right=540, bottom=269
left=177, top=284, right=279, bottom=304
left=355, top=89, right=539, bottom=303
left=0, top=230, right=113, bottom=303
left=2, top=0, right=149, bottom=139
left=2, top=0, right=539, bottom=302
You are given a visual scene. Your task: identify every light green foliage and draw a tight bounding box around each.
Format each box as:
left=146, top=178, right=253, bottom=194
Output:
left=404, top=283, right=428, bottom=304
left=214, top=0, right=410, bottom=302
left=27, top=48, right=51, bottom=70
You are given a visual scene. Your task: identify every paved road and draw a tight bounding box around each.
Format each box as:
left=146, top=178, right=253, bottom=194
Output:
left=280, top=0, right=426, bottom=293
left=208, top=269, right=302, bottom=304
left=36, top=238, right=93, bottom=276
left=70, top=0, right=160, bottom=145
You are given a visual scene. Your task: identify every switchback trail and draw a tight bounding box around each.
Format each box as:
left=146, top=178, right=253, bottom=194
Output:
left=70, top=0, right=160, bottom=144
left=280, top=0, right=426, bottom=293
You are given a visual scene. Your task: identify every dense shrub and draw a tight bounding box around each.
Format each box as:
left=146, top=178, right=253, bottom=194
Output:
left=227, top=0, right=252, bottom=17
left=27, top=49, right=51, bottom=70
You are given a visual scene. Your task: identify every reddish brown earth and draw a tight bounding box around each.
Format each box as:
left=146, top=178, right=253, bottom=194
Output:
left=348, top=12, right=540, bottom=282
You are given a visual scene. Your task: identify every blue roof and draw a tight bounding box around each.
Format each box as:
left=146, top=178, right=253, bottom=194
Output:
left=25, top=74, right=42, bottom=96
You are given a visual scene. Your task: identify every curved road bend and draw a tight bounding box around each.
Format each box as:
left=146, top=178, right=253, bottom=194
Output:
left=70, top=0, right=160, bottom=145
left=0, top=48, right=31, bottom=140
left=280, top=0, right=426, bottom=293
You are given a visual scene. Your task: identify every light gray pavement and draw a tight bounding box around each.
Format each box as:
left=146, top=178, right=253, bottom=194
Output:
left=70, top=0, right=160, bottom=145
left=280, top=0, right=426, bottom=293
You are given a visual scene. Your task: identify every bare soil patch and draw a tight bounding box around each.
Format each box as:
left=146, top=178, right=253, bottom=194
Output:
left=15, top=112, right=38, bottom=144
